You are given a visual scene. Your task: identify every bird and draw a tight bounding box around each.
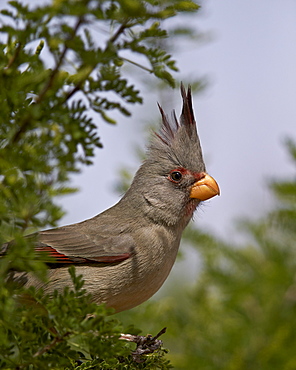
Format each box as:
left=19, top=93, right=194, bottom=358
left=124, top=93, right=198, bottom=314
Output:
left=3, top=84, right=220, bottom=313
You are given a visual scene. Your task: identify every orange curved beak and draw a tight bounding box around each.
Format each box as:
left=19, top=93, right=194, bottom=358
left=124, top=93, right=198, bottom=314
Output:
left=190, top=173, right=220, bottom=201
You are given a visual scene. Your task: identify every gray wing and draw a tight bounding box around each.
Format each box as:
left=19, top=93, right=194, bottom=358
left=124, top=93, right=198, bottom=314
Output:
left=35, top=216, right=135, bottom=265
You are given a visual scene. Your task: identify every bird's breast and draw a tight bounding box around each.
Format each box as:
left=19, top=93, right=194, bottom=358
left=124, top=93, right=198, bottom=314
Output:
left=81, top=226, right=181, bottom=312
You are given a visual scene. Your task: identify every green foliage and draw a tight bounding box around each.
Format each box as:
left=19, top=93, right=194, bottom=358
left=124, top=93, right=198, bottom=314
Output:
left=118, top=140, right=296, bottom=369
left=0, top=267, right=171, bottom=369
left=0, top=0, right=200, bottom=368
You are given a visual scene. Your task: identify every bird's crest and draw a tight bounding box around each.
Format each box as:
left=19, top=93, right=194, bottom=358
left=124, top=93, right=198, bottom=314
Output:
left=156, top=83, right=196, bottom=145
left=149, top=83, right=205, bottom=174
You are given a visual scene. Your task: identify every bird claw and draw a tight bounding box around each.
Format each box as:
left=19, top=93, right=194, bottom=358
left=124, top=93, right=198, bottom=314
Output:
left=119, top=327, right=167, bottom=363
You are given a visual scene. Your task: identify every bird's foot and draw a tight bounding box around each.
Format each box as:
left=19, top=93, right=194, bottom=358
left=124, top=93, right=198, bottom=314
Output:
left=119, top=327, right=167, bottom=363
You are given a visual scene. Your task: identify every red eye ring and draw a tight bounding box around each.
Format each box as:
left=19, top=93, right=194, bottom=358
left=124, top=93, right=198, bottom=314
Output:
left=170, top=171, right=183, bottom=182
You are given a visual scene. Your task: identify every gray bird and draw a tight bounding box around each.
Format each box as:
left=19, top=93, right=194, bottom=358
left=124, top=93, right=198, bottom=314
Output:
left=4, top=84, right=220, bottom=313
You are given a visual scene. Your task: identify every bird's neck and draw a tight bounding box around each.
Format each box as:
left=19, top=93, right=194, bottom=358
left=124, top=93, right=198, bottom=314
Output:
left=119, top=186, right=197, bottom=231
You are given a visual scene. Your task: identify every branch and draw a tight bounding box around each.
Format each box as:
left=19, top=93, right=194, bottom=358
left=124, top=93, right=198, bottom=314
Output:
left=11, top=17, right=84, bottom=144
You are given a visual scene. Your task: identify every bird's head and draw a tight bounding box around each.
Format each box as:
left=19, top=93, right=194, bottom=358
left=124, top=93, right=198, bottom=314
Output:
left=125, top=84, right=220, bottom=228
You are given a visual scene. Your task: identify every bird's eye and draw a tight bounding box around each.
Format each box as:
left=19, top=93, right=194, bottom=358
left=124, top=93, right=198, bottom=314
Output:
left=170, top=171, right=183, bottom=182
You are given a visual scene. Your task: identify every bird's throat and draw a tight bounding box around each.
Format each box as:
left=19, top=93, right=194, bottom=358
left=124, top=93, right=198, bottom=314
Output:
left=185, top=199, right=199, bottom=218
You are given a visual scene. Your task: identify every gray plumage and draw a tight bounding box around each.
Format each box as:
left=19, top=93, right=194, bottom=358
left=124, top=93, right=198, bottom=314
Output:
left=4, top=84, right=219, bottom=313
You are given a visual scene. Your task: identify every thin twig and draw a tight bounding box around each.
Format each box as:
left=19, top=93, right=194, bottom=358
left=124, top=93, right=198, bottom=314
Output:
left=35, top=16, right=84, bottom=104
left=121, top=57, right=153, bottom=73
left=62, top=82, right=83, bottom=104
left=109, top=20, right=129, bottom=44
left=63, top=20, right=130, bottom=103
